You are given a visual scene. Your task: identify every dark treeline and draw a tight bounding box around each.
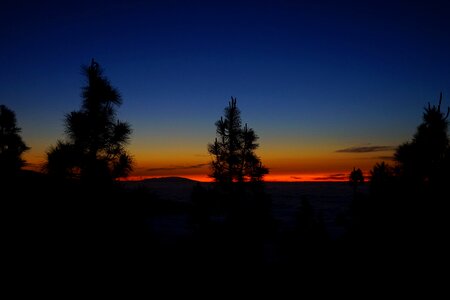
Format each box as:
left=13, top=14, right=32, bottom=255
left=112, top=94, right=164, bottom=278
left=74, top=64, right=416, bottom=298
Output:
left=346, top=94, right=450, bottom=261
left=1, top=61, right=449, bottom=279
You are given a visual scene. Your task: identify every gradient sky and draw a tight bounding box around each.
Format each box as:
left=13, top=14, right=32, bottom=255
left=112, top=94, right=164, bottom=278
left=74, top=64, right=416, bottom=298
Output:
left=1, top=0, right=450, bottom=181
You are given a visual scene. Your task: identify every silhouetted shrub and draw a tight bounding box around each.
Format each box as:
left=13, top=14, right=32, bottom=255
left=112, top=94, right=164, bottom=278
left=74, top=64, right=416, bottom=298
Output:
left=349, top=167, right=364, bottom=193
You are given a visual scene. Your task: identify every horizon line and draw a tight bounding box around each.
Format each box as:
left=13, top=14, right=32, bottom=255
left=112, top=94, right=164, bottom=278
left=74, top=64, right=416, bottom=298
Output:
left=119, top=173, right=362, bottom=183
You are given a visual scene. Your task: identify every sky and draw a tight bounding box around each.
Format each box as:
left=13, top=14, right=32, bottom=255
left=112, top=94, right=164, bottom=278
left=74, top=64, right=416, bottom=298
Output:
left=1, top=0, right=450, bottom=181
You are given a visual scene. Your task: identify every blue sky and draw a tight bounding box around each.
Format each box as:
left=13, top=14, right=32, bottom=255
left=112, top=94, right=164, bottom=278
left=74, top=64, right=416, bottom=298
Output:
left=1, top=0, right=449, bottom=179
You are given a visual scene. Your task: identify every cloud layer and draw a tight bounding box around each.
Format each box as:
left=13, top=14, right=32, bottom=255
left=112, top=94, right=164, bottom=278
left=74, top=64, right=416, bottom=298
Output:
left=313, top=173, right=347, bottom=181
left=336, top=145, right=395, bottom=153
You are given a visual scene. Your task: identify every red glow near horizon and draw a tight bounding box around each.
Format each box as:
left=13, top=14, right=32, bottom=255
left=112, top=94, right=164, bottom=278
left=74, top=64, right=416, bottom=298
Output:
left=23, top=162, right=366, bottom=183
left=120, top=172, right=362, bottom=182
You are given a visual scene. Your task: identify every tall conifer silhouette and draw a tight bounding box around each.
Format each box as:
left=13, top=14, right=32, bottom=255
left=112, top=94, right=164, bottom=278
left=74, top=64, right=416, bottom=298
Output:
left=208, top=97, right=268, bottom=183
left=45, top=60, right=132, bottom=183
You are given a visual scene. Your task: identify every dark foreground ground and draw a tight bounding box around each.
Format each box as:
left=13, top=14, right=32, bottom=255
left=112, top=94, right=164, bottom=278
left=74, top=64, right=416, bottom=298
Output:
left=3, top=173, right=445, bottom=286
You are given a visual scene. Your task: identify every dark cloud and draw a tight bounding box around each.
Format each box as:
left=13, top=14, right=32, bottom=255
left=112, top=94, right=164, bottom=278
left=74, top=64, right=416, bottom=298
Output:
left=290, top=176, right=302, bottom=180
left=147, top=163, right=208, bottom=172
left=336, top=146, right=395, bottom=153
left=133, top=166, right=148, bottom=170
left=313, top=173, right=347, bottom=181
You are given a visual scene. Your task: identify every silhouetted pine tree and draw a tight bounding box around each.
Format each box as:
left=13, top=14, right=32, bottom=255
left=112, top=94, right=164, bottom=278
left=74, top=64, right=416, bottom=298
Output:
left=0, top=105, right=29, bottom=178
left=45, top=60, right=132, bottom=183
left=208, top=97, right=268, bottom=183
left=205, top=98, right=272, bottom=255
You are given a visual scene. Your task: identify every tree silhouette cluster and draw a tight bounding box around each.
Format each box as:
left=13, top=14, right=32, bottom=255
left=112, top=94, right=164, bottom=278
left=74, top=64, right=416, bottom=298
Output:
left=2, top=61, right=270, bottom=188
left=347, top=93, right=450, bottom=194
left=44, top=60, right=133, bottom=184
left=348, top=93, right=450, bottom=249
left=364, top=93, right=450, bottom=190
left=208, top=97, right=268, bottom=183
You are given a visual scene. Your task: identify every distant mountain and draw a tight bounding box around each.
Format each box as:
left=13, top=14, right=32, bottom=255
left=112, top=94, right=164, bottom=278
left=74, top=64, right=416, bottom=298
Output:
left=140, top=176, right=199, bottom=184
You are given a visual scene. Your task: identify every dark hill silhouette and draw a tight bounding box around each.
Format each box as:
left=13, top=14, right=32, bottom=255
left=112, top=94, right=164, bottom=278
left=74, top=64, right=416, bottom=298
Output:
left=141, top=176, right=199, bottom=184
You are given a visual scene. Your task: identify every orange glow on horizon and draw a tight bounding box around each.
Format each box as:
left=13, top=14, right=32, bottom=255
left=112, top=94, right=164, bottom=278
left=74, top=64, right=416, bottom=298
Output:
left=120, top=174, right=213, bottom=182
left=120, top=172, right=358, bottom=182
left=24, top=149, right=377, bottom=183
